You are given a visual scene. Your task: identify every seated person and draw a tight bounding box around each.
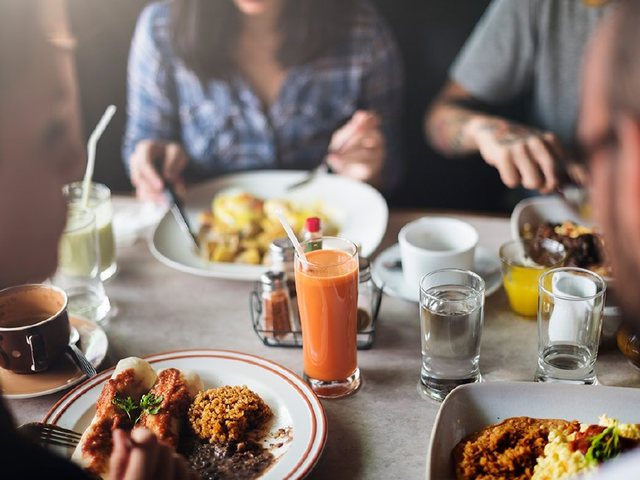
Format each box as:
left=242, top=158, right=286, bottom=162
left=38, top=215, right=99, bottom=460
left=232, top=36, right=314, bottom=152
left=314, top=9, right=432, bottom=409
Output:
left=426, top=0, right=611, bottom=193
left=578, top=0, right=640, bottom=475
left=0, top=2, right=193, bottom=478
left=123, top=0, right=403, bottom=201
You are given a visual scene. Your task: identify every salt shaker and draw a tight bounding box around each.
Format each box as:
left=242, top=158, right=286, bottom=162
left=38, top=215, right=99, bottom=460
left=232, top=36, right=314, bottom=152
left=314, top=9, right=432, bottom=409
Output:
left=270, top=238, right=295, bottom=288
left=259, top=271, right=294, bottom=340
left=357, top=257, right=380, bottom=332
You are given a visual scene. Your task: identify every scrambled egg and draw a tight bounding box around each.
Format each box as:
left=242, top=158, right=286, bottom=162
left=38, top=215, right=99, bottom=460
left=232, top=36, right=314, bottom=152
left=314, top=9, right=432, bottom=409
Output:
left=532, top=416, right=640, bottom=480
left=198, top=190, right=338, bottom=265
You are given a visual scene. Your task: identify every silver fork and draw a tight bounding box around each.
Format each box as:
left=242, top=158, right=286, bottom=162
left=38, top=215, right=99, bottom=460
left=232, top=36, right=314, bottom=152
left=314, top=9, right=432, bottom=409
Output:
left=286, top=114, right=370, bottom=192
left=18, top=422, right=82, bottom=449
left=286, top=159, right=330, bottom=191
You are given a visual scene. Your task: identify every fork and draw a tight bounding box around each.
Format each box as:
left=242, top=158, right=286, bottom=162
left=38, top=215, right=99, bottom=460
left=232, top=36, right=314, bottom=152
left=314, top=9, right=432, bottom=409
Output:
left=286, top=159, right=330, bottom=191
left=286, top=113, right=371, bottom=192
left=18, top=422, right=82, bottom=449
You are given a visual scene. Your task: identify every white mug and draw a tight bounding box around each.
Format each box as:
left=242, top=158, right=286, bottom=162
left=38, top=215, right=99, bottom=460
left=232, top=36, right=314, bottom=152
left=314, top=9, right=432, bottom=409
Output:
left=398, top=217, right=479, bottom=294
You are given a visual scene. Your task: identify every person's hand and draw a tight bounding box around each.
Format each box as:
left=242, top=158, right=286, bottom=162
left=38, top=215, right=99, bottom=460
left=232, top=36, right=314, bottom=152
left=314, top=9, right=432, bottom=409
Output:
left=326, top=110, right=385, bottom=186
left=468, top=118, right=564, bottom=193
left=129, top=140, right=188, bottom=203
left=109, top=428, right=197, bottom=480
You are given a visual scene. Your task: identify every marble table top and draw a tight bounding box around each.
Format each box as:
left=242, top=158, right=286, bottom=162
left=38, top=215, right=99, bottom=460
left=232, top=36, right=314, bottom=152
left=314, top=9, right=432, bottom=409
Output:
left=5, top=203, right=640, bottom=479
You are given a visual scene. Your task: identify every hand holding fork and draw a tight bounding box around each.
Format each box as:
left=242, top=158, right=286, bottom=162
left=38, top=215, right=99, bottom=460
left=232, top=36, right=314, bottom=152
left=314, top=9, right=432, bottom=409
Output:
left=288, top=110, right=385, bottom=191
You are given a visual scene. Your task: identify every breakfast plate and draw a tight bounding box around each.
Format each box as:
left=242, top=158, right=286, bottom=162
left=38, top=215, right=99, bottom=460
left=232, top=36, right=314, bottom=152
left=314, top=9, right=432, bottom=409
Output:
left=150, top=170, right=389, bottom=280
left=427, top=381, right=640, bottom=480
left=0, top=316, right=108, bottom=399
left=371, top=244, right=502, bottom=303
left=44, top=349, right=327, bottom=480
left=510, top=195, right=589, bottom=240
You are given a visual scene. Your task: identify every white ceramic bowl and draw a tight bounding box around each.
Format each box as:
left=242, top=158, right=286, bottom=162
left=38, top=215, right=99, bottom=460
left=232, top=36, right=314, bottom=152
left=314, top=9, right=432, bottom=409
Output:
left=510, top=195, right=588, bottom=241
left=398, top=217, right=479, bottom=295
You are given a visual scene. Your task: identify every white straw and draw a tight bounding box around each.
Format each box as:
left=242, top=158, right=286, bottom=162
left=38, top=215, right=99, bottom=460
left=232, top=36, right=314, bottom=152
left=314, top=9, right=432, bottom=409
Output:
left=81, top=105, right=117, bottom=208
left=275, top=211, right=309, bottom=268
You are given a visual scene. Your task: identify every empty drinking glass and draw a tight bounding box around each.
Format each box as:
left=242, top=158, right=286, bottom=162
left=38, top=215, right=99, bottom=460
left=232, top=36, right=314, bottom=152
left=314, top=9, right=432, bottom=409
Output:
left=419, top=268, right=485, bottom=401
left=54, top=207, right=111, bottom=324
left=535, top=267, right=606, bottom=384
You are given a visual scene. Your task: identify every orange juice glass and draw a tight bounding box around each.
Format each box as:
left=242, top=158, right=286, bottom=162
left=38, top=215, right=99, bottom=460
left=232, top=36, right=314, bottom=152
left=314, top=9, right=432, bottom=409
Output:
left=500, top=239, right=566, bottom=317
left=294, top=237, right=360, bottom=398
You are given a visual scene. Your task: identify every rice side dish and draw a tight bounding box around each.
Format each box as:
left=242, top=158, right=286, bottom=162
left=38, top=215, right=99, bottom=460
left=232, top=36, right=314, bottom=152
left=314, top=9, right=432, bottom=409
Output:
left=188, top=385, right=272, bottom=444
left=454, top=415, right=640, bottom=480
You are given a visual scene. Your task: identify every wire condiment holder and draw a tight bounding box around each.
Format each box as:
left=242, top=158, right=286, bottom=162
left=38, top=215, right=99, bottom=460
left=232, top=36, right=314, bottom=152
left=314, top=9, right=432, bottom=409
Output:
left=250, top=275, right=383, bottom=350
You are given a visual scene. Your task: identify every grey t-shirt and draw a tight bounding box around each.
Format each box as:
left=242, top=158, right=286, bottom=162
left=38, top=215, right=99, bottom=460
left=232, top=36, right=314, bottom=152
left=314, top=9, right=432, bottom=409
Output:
left=450, top=0, right=610, bottom=147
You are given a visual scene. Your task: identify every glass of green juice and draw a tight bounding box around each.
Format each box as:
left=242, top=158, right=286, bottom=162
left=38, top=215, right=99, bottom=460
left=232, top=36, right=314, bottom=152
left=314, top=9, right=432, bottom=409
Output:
left=55, top=207, right=111, bottom=324
left=63, top=182, right=116, bottom=281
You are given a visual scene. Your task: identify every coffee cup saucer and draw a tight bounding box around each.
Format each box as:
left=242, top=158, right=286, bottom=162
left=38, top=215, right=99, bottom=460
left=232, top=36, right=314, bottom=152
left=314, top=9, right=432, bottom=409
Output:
left=0, top=316, right=108, bottom=399
left=371, top=244, right=502, bottom=303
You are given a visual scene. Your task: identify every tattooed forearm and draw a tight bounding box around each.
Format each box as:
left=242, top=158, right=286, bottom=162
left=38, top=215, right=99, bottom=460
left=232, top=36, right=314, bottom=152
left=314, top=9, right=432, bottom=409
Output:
left=427, top=104, right=494, bottom=155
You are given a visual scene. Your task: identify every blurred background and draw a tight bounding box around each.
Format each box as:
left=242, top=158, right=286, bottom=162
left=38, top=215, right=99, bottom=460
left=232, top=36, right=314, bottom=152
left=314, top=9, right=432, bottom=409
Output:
left=69, top=0, right=525, bottom=213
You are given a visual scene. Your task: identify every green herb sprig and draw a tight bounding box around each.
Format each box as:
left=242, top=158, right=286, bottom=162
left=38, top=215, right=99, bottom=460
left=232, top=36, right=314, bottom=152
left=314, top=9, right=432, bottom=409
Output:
left=111, top=395, right=138, bottom=423
left=585, top=425, right=622, bottom=466
left=112, top=393, right=164, bottom=424
left=139, top=393, right=164, bottom=417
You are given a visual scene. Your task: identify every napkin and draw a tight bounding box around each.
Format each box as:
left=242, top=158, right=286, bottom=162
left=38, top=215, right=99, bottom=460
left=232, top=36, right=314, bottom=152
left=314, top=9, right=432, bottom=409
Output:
left=112, top=199, right=167, bottom=246
left=548, top=272, right=596, bottom=343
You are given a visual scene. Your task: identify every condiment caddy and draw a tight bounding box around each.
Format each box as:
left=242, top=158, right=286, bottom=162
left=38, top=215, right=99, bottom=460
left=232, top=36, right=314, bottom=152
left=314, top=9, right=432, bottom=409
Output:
left=250, top=236, right=383, bottom=349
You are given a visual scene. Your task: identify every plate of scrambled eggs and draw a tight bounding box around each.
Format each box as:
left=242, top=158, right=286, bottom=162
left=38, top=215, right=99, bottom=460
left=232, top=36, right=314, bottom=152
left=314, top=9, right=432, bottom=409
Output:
left=150, top=170, right=388, bottom=280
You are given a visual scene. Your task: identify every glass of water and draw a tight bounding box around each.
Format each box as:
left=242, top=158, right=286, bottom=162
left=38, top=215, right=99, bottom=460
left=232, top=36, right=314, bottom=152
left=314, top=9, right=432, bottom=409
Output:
left=535, top=267, right=606, bottom=384
left=419, top=268, right=485, bottom=401
left=54, top=207, right=111, bottom=324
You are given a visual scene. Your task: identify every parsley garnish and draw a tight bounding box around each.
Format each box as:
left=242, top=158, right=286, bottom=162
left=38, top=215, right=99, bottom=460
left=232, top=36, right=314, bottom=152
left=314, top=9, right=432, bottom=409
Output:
left=585, top=425, right=622, bottom=466
left=139, top=393, right=164, bottom=418
left=111, top=395, right=138, bottom=423
left=112, top=393, right=164, bottom=424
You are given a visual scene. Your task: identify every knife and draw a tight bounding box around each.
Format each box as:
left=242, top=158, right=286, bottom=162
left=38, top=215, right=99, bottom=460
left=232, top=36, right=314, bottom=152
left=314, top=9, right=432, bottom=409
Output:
left=160, top=176, right=200, bottom=252
left=153, top=160, right=200, bottom=251
left=165, top=181, right=200, bottom=251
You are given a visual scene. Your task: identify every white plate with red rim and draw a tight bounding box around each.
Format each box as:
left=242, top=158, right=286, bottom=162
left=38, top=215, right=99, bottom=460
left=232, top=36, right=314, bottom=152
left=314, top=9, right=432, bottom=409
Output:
left=427, top=382, right=640, bottom=480
left=149, top=170, right=389, bottom=281
left=44, top=349, right=327, bottom=480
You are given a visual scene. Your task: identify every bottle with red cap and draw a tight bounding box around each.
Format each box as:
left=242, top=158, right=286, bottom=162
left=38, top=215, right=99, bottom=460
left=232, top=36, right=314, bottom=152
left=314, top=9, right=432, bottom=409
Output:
left=303, top=217, right=323, bottom=252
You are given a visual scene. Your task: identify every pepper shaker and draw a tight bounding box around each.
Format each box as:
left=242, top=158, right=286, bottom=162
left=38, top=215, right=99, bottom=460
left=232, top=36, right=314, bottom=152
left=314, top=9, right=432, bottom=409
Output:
left=269, top=238, right=300, bottom=331
left=357, top=257, right=380, bottom=332
left=259, top=271, right=294, bottom=340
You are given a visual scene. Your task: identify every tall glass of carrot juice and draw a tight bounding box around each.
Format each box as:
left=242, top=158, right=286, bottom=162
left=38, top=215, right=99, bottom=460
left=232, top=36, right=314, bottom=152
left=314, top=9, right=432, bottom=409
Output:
left=294, top=237, right=360, bottom=398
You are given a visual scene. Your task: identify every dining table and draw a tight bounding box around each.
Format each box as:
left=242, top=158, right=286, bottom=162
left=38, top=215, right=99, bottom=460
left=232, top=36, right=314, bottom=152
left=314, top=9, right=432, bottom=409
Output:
left=5, top=199, right=640, bottom=480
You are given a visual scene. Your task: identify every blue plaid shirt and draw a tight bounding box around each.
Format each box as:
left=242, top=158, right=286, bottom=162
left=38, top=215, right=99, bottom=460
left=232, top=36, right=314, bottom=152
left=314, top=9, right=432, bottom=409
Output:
left=123, top=1, right=403, bottom=193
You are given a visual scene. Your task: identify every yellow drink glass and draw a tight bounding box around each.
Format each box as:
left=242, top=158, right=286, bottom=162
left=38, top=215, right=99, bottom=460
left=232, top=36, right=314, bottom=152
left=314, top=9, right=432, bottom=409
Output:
left=499, top=239, right=566, bottom=317
left=64, top=182, right=116, bottom=281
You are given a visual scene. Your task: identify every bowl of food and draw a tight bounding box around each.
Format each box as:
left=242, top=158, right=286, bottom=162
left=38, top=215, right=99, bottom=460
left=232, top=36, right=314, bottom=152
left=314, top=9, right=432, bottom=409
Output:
left=427, top=382, right=640, bottom=480
left=150, top=170, right=388, bottom=280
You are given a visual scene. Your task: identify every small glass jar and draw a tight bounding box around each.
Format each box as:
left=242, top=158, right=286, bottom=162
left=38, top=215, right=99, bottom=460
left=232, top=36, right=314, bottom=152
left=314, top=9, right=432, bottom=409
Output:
left=357, top=257, right=380, bottom=333
left=259, top=271, right=294, bottom=340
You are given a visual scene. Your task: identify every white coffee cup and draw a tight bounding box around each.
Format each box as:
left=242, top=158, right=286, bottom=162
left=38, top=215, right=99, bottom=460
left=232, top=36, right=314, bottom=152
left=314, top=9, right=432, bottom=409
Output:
left=398, top=217, right=479, bottom=294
